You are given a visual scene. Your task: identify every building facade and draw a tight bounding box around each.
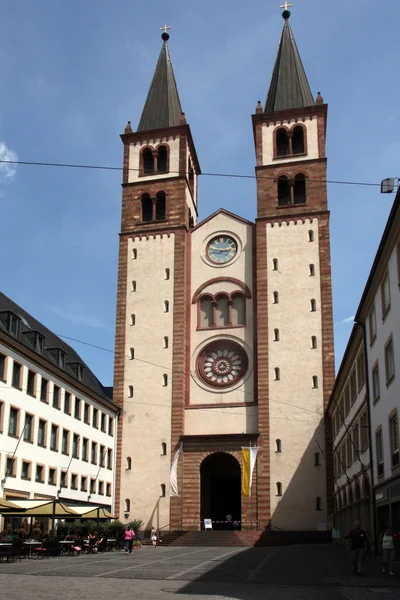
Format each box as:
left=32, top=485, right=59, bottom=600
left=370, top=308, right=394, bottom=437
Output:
left=0, top=292, right=118, bottom=528
left=114, top=11, right=335, bottom=533
left=355, top=187, right=400, bottom=536
left=328, top=325, right=373, bottom=540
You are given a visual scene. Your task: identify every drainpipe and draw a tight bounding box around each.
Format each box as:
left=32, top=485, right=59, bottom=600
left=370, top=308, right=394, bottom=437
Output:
left=356, top=319, right=378, bottom=555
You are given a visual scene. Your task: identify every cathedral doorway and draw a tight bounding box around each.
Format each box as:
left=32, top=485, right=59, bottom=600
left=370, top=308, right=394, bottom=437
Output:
left=200, top=452, right=241, bottom=530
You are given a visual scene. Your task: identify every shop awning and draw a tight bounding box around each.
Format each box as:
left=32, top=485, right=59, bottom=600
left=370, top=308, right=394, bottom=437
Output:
left=2, top=500, right=80, bottom=517
left=0, top=497, right=24, bottom=512
left=65, top=505, right=115, bottom=519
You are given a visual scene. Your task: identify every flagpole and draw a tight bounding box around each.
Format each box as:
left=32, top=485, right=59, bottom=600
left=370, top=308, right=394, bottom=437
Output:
left=180, top=441, right=183, bottom=531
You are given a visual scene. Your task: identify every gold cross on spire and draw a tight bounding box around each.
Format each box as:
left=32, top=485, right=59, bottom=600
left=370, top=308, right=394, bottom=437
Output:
left=160, top=24, right=171, bottom=34
left=280, top=2, right=292, bottom=10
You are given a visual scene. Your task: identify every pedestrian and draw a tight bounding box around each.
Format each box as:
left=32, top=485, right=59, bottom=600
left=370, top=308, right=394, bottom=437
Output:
left=150, top=527, right=157, bottom=548
left=123, top=526, right=135, bottom=555
left=380, top=526, right=396, bottom=576
left=346, top=520, right=369, bottom=575
left=225, top=513, right=233, bottom=530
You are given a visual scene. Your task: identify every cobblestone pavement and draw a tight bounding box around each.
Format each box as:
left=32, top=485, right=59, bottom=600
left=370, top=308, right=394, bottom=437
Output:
left=0, top=545, right=400, bottom=600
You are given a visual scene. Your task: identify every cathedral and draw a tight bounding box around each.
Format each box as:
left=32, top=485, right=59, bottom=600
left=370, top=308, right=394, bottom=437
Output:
left=113, top=8, right=335, bottom=534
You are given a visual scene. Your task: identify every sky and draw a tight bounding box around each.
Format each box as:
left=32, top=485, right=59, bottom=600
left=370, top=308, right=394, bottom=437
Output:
left=0, top=0, right=399, bottom=387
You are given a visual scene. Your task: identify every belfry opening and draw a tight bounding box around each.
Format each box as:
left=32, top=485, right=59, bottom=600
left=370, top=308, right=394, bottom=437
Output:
left=200, top=452, right=241, bottom=529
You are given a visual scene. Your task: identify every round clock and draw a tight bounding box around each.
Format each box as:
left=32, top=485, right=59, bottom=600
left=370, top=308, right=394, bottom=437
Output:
left=207, top=236, right=237, bottom=264
left=197, top=340, right=248, bottom=388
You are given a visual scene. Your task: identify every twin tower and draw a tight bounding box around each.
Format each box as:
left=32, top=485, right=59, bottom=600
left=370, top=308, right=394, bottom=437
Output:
left=113, top=11, right=335, bottom=534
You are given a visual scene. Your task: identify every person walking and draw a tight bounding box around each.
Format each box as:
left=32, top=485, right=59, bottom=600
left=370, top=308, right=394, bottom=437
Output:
left=380, top=526, right=396, bottom=575
left=346, top=520, right=369, bottom=575
left=150, top=527, right=157, bottom=548
left=123, top=526, right=135, bottom=555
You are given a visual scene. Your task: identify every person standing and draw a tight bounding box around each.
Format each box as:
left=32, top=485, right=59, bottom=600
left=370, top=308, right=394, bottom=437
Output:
left=123, top=526, right=135, bottom=555
left=150, top=527, right=157, bottom=548
left=380, top=526, right=396, bottom=576
left=346, top=520, right=369, bottom=575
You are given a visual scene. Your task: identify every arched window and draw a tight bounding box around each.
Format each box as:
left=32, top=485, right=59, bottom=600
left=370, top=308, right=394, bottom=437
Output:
left=276, top=439, right=282, bottom=452
left=231, top=295, right=245, bottom=326
left=308, top=230, right=314, bottom=242
left=314, top=452, right=320, bottom=466
left=128, top=385, right=133, bottom=397
left=294, top=174, right=306, bottom=204
left=164, top=301, right=169, bottom=313
left=162, top=374, right=168, bottom=387
left=273, top=258, right=278, bottom=271
left=156, top=191, right=166, bottom=220
left=132, top=249, right=137, bottom=260
left=311, top=299, right=317, bottom=312
left=165, top=268, right=170, bottom=280
left=309, top=264, right=315, bottom=276
left=125, top=498, right=130, bottom=512
left=163, top=336, right=168, bottom=349
left=130, top=348, right=135, bottom=360
left=273, top=291, right=279, bottom=304
left=160, top=484, right=166, bottom=497
left=215, top=296, right=229, bottom=326
left=274, top=367, right=280, bottom=381
left=142, top=148, right=154, bottom=174
left=292, top=126, right=305, bottom=154
left=316, top=497, right=322, bottom=511
left=130, top=314, right=136, bottom=326
left=278, top=176, right=290, bottom=206
left=126, top=457, right=132, bottom=470
left=274, top=328, right=280, bottom=342
left=276, top=482, right=282, bottom=496
left=161, top=442, right=167, bottom=456
left=276, top=128, right=289, bottom=157
left=311, top=336, right=317, bottom=349
left=200, top=297, right=213, bottom=328
left=157, top=145, right=168, bottom=173
left=312, top=376, right=318, bottom=389
left=141, top=193, right=153, bottom=222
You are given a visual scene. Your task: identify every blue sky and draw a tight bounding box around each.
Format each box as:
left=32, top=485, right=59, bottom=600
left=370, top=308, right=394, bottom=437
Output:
left=1, top=0, right=399, bottom=386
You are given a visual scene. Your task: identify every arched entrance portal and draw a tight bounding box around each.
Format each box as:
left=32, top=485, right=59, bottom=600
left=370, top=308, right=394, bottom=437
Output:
left=200, top=452, right=241, bottom=529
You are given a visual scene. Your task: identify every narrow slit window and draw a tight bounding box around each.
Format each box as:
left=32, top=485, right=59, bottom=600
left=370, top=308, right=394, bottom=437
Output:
left=130, top=348, right=135, bottom=360
left=125, top=498, right=130, bottom=513
left=310, top=299, right=316, bottom=312
left=164, top=301, right=169, bottom=313
left=312, top=376, right=318, bottom=389
left=309, top=264, right=315, bottom=276
left=273, top=258, right=278, bottom=271
left=274, top=367, right=280, bottom=381
left=161, top=442, right=167, bottom=456
left=128, top=385, right=134, bottom=398
left=314, top=452, right=321, bottom=466
left=273, top=291, right=279, bottom=304
left=276, top=439, right=282, bottom=453
left=165, top=268, right=170, bottom=280
left=162, top=374, right=168, bottom=387
left=161, top=484, right=166, bottom=497
left=311, top=336, right=317, bottom=349
left=132, top=249, right=137, bottom=260
left=308, top=230, right=314, bottom=242
left=126, top=457, right=132, bottom=470
left=274, top=328, right=280, bottom=342
left=131, top=281, right=136, bottom=292
left=316, top=497, right=322, bottom=511
left=130, top=314, right=136, bottom=326
left=163, top=336, right=168, bottom=349
left=276, top=482, right=282, bottom=496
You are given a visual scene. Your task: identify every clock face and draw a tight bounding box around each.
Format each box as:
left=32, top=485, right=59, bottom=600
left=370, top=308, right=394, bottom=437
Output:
left=207, top=236, right=237, bottom=264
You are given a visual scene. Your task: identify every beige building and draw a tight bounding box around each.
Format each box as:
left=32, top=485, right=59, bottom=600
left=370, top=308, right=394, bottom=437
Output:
left=114, top=10, right=335, bottom=536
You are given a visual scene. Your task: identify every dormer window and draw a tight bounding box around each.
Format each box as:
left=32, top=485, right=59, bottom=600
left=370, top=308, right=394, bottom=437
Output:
left=24, top=330, right=45, bottom=354
left=47, top=347, right=66, bottom=369
left=68, top=362, right=85, bottom=381
left=0, top=311, right=20, bottom=337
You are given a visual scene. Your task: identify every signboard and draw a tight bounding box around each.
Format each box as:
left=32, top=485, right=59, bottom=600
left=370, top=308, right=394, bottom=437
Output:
left=204, top=519, right=213, bottom=530
left=376, top=490, right=387, bottom=503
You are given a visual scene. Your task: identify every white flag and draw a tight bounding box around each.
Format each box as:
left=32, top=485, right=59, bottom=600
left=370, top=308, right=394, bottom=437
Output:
left=170, top=446, right=181, bottom=497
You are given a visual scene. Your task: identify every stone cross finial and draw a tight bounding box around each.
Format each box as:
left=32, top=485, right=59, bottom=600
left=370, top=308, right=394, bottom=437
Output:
left=280, top=2, right=292, bottom=10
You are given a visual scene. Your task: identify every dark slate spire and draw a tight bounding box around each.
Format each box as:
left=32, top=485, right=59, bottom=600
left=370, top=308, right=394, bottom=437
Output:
left=137, top=31, right=183, bottom=132
left=265, top=10, right=314, bottom=113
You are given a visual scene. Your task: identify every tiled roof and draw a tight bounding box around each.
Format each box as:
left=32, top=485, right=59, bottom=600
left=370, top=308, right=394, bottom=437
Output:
left=0, top=291, right=114, bottom=405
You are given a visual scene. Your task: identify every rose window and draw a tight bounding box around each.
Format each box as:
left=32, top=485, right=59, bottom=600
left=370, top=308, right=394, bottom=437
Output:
left=197, top=341, right=248, bottom=388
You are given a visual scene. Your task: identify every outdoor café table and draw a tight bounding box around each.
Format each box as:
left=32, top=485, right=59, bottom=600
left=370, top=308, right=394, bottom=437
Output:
left=24, top=540, right=40, bottom=558
left=59, top=540, right=74, bottom=554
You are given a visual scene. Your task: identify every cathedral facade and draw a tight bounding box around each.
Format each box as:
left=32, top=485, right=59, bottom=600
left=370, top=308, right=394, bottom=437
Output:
left=113, top=11, right=335, bottom=533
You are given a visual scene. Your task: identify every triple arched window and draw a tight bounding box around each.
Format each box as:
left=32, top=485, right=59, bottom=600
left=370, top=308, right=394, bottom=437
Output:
left=141, top=191, right=166, bottom=222
left=199, top=292, right=246, bottom=329
left=278, top=174, right=307, bottom=206
left=140, top=145, right=169, bottom=175
left=275, top=125, right=306, bottom=158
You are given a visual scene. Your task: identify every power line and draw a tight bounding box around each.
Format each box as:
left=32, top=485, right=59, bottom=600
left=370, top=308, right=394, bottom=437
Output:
left=0, top=159, right=385, bottom=189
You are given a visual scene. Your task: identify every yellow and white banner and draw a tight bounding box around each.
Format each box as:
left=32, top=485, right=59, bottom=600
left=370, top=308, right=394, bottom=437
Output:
left=241, top=447, right=258, bottom=497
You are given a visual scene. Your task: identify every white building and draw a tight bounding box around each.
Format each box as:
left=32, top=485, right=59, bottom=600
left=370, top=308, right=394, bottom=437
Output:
left=0, top=291, right=118, bottom=529
left=355, top=186, right=400, bottom=536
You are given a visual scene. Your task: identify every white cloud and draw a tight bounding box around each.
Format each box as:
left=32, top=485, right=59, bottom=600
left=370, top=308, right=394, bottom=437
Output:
left=0, top=140, right=17, bottom=182
left=338, top=315, right=355, bottom=325
left=48, top=305, right=112, bottom=331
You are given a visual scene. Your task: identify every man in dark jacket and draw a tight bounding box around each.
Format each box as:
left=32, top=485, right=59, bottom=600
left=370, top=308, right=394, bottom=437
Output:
left=346, top=520, right=369, bottom=575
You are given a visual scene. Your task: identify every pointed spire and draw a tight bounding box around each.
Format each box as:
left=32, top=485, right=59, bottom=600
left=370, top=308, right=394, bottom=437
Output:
left=137, top=30, right=183, bottom=132
left=265, top=10, right=314, bottom=113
